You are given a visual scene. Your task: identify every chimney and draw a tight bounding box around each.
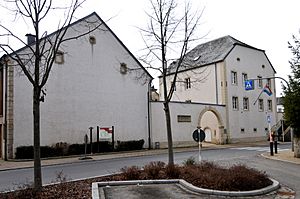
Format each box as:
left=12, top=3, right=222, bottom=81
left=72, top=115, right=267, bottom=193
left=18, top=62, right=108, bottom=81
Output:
left=25, top=34, right=35, bottom=45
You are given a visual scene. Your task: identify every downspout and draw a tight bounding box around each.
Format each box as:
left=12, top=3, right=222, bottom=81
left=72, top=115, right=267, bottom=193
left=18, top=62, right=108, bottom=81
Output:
left=223, top=62, right=230, bottom=144
left=3, top=56, right=8, bottom=160
left=215, top=63, right=219, bottom=104
left=147, top=79, right=152, bottom=149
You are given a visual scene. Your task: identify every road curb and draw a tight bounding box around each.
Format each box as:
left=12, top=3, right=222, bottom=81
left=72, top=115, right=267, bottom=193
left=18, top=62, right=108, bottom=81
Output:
left=92, top=178, right=280, bottom=199
left=261, top=152, right=300, bottom=165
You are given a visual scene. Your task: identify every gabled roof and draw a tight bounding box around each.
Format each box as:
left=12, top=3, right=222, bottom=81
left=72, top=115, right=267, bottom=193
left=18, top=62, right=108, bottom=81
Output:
left=167, top=35, right=275, bottom=74
left=1, top=12, right=153, bottom=80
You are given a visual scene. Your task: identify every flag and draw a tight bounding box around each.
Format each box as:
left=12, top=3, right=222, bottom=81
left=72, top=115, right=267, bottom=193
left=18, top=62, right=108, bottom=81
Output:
left=263, top=84, right=272, bottom=96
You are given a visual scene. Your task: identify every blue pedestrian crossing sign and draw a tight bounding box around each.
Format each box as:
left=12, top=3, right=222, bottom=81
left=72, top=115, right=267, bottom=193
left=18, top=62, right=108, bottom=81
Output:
left=245, top=80, right=254, bottom=91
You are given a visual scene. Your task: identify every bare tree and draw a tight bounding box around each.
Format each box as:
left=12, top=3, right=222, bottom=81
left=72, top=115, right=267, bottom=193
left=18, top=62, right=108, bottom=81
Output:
left=0, top=0, right=103, bottom=191
left=140, top=0, right=203, bottom=165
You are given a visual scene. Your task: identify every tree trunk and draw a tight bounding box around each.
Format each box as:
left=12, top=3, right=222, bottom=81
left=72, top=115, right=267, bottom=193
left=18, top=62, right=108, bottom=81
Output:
left=33, top=86, right=42, bottom=191
left=294, top=136, right=300, bottom=158
left=163, top=102, right=174, bottom=165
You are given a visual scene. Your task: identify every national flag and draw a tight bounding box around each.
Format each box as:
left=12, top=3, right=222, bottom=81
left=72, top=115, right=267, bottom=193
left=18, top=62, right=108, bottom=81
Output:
left=263, top=84, right=272, bottom=96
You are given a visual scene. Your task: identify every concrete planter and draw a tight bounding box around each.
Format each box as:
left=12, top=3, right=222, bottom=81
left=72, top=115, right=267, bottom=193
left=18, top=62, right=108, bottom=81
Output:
left=92, top=178, right=280, bottom=199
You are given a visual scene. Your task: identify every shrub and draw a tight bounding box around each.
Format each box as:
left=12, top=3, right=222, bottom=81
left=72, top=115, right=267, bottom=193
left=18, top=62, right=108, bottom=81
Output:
left=67, top=144, right=86, bottom=155
left=15, top=139, right=144, bottom=159
left=116, top=139, right=145, bottom=151
left=40, top=146, right=60, bottom=158
left=120, top=166, right=141, bottom=180
left=15, top=146, right=34, bottom=159
left=15, top=145, right=64, bottom=159
left=165, top=164, right=181, bottom=179
left=53, top=142, right=69, bottom=156
left=180, top=162, right=272, bottom=191
left=182, top=156, right=196, bottom=166
left=93, top=141, right=113, bottom=153
left=143, top=161, right=165, bottom=179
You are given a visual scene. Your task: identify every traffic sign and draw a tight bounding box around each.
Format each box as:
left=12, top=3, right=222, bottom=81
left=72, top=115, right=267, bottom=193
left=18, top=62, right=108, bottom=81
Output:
left=267, top=115, right=271, bottom=124
left=193, top=129, right=205, bottom=142
left=245, top=80, right=254, bottom=91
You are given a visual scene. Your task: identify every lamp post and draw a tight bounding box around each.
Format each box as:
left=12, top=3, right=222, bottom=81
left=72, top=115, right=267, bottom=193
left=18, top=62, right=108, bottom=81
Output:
left=245, top=76, right=290, bottom=156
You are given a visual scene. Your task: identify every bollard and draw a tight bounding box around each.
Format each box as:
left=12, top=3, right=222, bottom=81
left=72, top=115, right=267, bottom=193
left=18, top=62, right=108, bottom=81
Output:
left=78, top=134, right=93, bottom=160
left=274, top=140, right=278, bottom=154
left=97, top=126, right=100, bottom=153
left=84, top=134, right=88, bottom=158
left=269, top=130, right=274, bottom=156
left=89, top=127, right=93, bottom=154
left=270, top=141, right=274, bottom=156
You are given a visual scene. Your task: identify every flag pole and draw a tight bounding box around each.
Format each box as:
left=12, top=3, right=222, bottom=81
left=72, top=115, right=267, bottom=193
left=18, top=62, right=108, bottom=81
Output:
left=253, top=87, right=264, bottom=105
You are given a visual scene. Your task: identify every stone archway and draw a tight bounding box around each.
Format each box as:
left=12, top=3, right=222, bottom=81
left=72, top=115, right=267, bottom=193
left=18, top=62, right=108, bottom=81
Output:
left=198, top=106, right=225, bottom=144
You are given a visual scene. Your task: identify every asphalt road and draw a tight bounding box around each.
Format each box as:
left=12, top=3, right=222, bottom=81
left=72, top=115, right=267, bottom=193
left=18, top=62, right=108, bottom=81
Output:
left=0, top=143, right=298, bottom=195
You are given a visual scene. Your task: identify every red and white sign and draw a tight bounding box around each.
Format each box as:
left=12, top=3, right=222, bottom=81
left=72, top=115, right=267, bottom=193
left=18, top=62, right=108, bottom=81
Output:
left=99, top=128, right=112, bottom=140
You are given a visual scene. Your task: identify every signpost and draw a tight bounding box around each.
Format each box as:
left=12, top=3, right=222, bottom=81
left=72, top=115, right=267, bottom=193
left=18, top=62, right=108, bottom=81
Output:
left=99, top=126, right=115, bottom=150
left=267, top=115, right=274, bottom=156
left=79, top=134, right=92, bottom=160
left=193, top=127, right=205, bottom=162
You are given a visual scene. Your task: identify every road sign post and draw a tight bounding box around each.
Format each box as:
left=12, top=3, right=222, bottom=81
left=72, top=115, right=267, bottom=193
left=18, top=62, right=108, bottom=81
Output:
left=267, top=115, right=274, bottom=156
left=193, top=127, right=205, bottom=162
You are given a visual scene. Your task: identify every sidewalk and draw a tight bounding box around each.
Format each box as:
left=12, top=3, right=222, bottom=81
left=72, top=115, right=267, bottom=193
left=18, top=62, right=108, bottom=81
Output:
left=0, top=142, right=299, bottom=171
left=262, top=149, right=300, bottom=165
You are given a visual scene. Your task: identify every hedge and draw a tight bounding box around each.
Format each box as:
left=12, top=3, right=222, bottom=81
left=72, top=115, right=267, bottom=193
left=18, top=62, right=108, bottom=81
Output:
left=15, top=139, right=144, bottom=159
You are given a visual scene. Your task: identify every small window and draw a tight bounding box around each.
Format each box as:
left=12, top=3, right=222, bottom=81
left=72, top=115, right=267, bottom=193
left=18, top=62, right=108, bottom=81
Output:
left=55, top=51, right=64, bottom=64
left=267, top=100, right=273, bottom=112
left=177, top=115, right=191, bottom=122
left=242, top=73, right=248, bottom=87
left=231, top=71, right=237, bottom=85
left=258, top=99, right=264, bottom=111
left=241, top=128, right=245, bottom=133
left=232, top=96, right=239, bottom=110
left=120, top=63, right=128, bottom=74
left=257, top=76, right=263, bottom=88
left=243, top=97, right=249, bottom=111
left=185, top=78, right=191, bottom=89
left=89, top=35, right=96, bottom=44
left=253, top=128, right=257, bottom=133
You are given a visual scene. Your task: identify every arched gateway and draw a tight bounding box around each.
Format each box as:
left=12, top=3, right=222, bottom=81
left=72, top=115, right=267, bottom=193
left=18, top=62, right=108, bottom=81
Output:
left=198, top=106, right=226, bottom=144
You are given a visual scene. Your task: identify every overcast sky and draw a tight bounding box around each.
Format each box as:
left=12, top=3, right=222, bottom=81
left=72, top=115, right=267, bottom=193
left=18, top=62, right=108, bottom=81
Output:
left=1, top=0, right=300, bottom=96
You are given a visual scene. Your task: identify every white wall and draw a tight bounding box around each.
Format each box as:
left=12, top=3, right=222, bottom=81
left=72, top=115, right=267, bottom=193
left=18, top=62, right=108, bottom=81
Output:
left=150, top=101, right=226, bottom=147
left=225, top=45, right=277, bottom=142
left=159, top=63, right=225, bottom=105
left=12, top=14, right=151, bottom=151
left=156, top=44, right=278, bottom=144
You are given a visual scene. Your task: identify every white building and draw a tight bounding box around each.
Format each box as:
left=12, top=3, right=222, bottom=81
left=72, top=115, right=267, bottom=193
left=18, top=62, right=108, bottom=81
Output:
left=0, top=12, right=152, bottom=159
left=0, top=13, right=279, bottom=159
left=152, top=36, right=277, bottom=147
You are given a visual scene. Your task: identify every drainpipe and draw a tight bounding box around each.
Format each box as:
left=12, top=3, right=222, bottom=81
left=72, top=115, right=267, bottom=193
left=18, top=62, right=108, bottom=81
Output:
left=147, top=79, right=153, bottom=149
left=215, top=63, right=218, bottom=104
left=2, top=56, right=8, bottom=160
